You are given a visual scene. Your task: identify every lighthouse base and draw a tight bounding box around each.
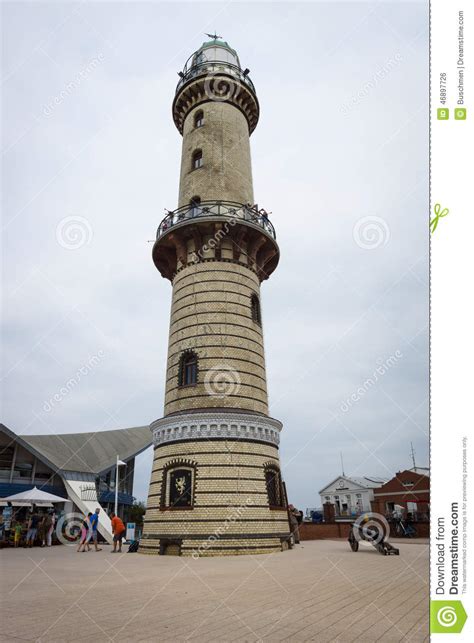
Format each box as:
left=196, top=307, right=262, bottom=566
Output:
left=140, top=412, right=290, bottom=556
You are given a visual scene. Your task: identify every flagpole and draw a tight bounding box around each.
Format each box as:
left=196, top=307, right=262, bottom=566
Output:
left=114, top=454, right=119, bottom=516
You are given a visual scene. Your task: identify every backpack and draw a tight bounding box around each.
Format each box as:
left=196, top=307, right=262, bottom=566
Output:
left=127, top=540, right=139, bottom=553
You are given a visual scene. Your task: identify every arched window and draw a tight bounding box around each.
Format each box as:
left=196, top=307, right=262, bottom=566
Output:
left=190, top=196, right=201, bottom=217
left=178, top=350, right=198, bottom=386
left=264, top=465, right=284, bottom=508
left=194, top=110, right=204, bottom=128
left=250, top=294, right=261, bottom=325
left=160, top=460, right=196, bottom=509
left=192, top=149, right=203, bottom=170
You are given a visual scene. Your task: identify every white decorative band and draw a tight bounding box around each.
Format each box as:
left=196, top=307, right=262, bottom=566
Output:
left=151, top=412, right=282, bottom=447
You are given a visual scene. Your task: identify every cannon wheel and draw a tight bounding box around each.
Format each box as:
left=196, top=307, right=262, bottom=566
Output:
left=349, top=533, right=359, bottom=552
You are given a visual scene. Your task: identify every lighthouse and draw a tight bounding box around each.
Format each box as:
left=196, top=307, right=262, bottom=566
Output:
left=141, top=38, right=290, bottom=556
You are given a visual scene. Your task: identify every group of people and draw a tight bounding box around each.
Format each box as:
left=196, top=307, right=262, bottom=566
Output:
left=1, top=507, right=128, bottom=552
left=10, top=511, right=57, bottom=548
left=77, top=509, right=126, bottom=553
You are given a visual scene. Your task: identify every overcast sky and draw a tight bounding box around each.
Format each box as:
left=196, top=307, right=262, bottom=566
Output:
left=2, top=1, right=429, bottom=509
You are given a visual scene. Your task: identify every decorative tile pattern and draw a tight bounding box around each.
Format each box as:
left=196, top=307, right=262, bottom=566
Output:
left=151, top=411, right=282, bottom=447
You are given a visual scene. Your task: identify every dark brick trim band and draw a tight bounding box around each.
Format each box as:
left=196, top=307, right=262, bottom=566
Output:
left=171, top=297, right=260, bottom=318
left=139, top=545, right=283, bottom=553
left=163, top=407, right=268, bottom=418
left=166, top=366, right=267, bottom=388
left=165, top=390, right=268, bottom=408
left=140, top=532, right=289, bottom=540
left=166, top=376, right=268, bottom=397
left=145, top=501, right=272, bottom=507
left=153, top=446, right=280, bottom=457
left=166, top=358, right=266, bottom=381
left=150, top=463, right=275, bottom=476
left=143, top=518, right=288, bottom=524
left=148, top=476, right=266, bottom=485
left=167, top=331, right=264, bottom=353
left=172, top=287, right=257, bottom=309
left=174, top=267, right=258, bottom=287
left=192, top=476, right=265, bottom=482
left=173, top=277, right=258, bottom=299
left=147, top=489, right=268, bottom=498
left=181, top=545, right=281, bottom=551
left=171, top=309, right=263, bottom=335
left=167, top=343, right=265, bottom=363
left=169, top=319, right=264, bottom=341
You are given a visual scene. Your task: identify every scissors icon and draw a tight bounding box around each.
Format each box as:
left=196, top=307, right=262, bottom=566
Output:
left=430, top=203, right=449, bottom=233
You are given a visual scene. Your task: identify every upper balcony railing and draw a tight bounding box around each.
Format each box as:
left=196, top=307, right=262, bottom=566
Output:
left=156, top=201, right=275, bottom=241
left=176, top=61, right=256, bottom=94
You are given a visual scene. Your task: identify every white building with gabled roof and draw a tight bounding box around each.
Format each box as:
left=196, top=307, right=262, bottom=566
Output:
left=319, top=475, right=387, bottom=518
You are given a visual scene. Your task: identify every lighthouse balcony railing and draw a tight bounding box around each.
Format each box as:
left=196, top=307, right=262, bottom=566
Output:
left=176, top=61, right=255, bottom=93
left=156, top=201, right=275, bottom=240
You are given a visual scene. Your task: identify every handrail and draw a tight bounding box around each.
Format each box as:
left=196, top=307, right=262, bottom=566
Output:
left=176, top=61, right=255, bottom=94
left=156, top=200, right=275, bottom=240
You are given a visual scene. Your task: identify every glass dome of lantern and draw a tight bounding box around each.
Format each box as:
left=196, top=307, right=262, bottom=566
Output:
left=176, top=38, right=255, bottom=94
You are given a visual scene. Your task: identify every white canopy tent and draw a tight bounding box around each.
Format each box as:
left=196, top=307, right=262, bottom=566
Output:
left=1, top=486, right=67, bottom=504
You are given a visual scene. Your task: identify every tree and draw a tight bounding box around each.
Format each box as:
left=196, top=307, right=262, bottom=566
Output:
left=128, top=501, right=146, bottom=526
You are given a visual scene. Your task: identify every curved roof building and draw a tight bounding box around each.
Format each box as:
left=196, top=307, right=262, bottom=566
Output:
left=0, top=423, right=152, bottom=542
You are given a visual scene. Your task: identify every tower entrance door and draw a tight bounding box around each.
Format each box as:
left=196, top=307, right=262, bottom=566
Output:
left=159, top=539, right=182, bottom=556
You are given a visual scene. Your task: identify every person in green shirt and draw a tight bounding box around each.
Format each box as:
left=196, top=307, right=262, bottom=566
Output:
left=14, top=521, right=23, bottom=548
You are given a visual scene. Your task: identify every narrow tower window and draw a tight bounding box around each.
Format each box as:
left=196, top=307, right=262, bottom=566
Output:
left=190, top=196, right=201, bottom=217
left=264, top=466, right=284, bottom=508
left=250, top=294, right=262, bottom=325
left=192, top=149, right=203, bottom=170
left=178, top=350, right=198, bottom=386
left=194, top=110, right=204, bottom=128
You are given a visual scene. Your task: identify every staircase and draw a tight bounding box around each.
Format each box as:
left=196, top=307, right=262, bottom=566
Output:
left=63, top=478, right=113, bottom=544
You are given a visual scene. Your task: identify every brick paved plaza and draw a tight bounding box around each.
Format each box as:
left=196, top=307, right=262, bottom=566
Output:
left=0, top=539, right=428, bottom=642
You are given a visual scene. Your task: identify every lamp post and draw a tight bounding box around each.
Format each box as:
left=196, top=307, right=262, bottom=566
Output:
left=114, top=455, right=126, bottom=516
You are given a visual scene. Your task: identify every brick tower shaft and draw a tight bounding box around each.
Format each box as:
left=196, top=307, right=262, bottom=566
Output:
left=141, top=38, right=290, bottom=556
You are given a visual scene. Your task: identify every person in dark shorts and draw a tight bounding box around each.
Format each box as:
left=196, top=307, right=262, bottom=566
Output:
left=89, top=508, right=102, bottom=551
left=110, top=513, right=126, bottom=553
left=26, top=512, right=40, bottom=547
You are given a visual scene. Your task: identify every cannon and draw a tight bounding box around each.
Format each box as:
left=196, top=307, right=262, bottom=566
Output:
left=348, top=520, right=399, bottom=556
